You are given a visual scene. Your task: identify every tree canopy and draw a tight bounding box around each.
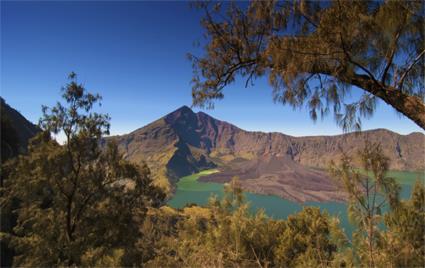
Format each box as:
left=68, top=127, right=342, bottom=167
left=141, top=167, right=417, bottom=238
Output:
left=190, top=0, right=425, bottom=130
left=0, top=74, right=165, bottom=266
left=0, top=73, right=423, bottom=267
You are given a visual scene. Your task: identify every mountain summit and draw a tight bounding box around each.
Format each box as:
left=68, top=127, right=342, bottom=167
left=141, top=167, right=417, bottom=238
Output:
left=108, top=106, right=424, bottom=201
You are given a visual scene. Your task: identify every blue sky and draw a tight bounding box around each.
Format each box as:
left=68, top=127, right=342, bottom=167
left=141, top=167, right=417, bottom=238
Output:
left=1, top=1, right=423, bottom=138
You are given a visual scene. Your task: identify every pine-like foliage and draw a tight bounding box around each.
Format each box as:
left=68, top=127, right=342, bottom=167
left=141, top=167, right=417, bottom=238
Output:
left=190, top=0, right=425, bottom=130
left=0, top=73, right=165, bottom=266
left=382, top=180, right=425, bottom=266
left=148, top=177, right=348, bottom=267
left=330, top=141, right=424, bottom=267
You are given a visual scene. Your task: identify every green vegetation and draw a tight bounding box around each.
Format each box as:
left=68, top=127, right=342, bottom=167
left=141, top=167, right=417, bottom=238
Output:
left=357, top=169, right=424, bottom=186
left=175, top=169, right=219, bottom=191
left=384, top=170, right=424, bottom=185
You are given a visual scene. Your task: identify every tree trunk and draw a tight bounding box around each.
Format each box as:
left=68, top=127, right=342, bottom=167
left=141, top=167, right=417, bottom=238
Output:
left=346, top=73, right=425, bottom=130
left=313, top=67, right=425, bottom=129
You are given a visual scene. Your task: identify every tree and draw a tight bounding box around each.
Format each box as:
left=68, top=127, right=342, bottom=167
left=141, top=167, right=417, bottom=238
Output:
left=274, top=207, right=349, bottom=267
left=382, top=180, right=425, bottom=267
left=151, top=177, right=348, bottom=268
left=329, top=142, right=401, bottom=267
left=0, top=73, right=165, bottom=266
left=190, top=1, right=425, bottom=130
left=0, top=112, right=19, bottom=164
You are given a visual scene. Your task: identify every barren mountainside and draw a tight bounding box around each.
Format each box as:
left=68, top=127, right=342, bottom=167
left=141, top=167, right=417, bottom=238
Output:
left=199, top=155, right=347, bottom=203
left=108, top=106, right=425, bottom=197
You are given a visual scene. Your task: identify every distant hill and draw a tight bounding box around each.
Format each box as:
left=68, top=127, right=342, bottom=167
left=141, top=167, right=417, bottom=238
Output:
left=108, top=106, right=425, bottom=199
left=1, top=97, right=40, bottom=162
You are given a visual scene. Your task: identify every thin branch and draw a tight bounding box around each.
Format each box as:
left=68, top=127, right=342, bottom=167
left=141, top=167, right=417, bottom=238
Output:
left=338, top=32, right=380, bottom=87
left=397, top=49, right=425, bottom=90
left=381, top=28, right=403, bottom=85
left=297, top=5, right=319, bottom=29
left=245, top=70, right=255, bottom=88
left=336, top=0, right=380, bottom=88
left=220, top=59, right=257, bottom=88
left=250, top=244, right=264, bottom=268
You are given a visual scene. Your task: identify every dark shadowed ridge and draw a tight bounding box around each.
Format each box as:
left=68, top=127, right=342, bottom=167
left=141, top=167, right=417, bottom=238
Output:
left=1, top=97, right=40, bottom=161
left=0, top=97, right=41, bottom=267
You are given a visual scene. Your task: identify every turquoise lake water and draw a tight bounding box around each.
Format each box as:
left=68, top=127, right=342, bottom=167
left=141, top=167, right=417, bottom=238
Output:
left=168, top=169, right=423, bottom=235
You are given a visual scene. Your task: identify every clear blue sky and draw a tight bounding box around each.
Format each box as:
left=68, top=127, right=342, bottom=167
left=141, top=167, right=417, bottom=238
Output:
left=1, top=1, right=423, bottom=137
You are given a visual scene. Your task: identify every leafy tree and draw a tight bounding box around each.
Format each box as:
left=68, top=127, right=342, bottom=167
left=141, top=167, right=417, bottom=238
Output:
left=190, top=1, right=425, bottom=130
left=0, top=73, right=165, bottom=266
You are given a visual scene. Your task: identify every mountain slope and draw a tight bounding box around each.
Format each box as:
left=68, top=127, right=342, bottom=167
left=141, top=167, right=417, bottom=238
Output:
left=0, top=98, right=40, bottom=267
left=1, top=97, right=40, bottom=162
left=108, top=106, right=425, bottom=197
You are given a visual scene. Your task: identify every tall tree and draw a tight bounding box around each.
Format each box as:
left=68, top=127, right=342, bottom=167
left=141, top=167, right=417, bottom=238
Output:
left=0, top=73, right=165, bottom=266
left=190, top=0, right=425, bottom=130
left=329, top=142, right=401, bottom=267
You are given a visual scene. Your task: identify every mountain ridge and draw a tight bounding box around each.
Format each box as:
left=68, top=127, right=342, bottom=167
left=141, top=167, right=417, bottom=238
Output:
left=119, top=106, right=423, bottom=139
left=1, top=97, right=40, bottom=161
left=107, top=106, right=425, bottom=199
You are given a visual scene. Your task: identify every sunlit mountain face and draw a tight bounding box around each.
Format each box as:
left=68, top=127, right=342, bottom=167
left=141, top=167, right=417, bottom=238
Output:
left=107, top=105, right=425, bottom=200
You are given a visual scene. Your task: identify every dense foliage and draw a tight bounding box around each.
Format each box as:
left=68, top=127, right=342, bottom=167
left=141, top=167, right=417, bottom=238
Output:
left=190, top=0, right=425, bottom=130
left=1, top=74, right=423, bottom=267
left=0, top=74, right=165, bottom=266
left=142, top=163, right=424, bottom=267
left=144, top=177, right=349, bottom=267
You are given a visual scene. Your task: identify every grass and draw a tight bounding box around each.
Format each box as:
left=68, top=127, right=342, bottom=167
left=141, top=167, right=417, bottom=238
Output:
left=357, top=169, right=424, bottom=186
left=385, top=170, right=424, bottom=185
left=176, top=169, right=221, bottom=191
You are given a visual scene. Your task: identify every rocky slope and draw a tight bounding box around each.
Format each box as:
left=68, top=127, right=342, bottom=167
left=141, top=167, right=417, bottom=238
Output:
left=108, top=106, right=425, bottom=198
left=200, top=155, right=347, bottom=203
